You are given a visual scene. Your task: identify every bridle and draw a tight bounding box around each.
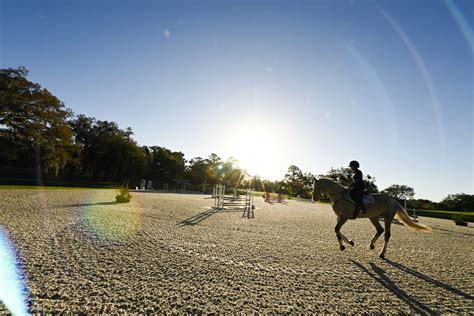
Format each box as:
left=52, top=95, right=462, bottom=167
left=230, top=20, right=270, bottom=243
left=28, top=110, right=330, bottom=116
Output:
left=313, top=182, right=350, bottom=207
left=312, top=183, right=324, bottom=200
left=313, top=185, right=320, bottom=197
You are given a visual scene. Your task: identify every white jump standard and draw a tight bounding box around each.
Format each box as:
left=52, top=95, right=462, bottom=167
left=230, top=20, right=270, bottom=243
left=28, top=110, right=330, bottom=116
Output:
left=242, top=188, right=255, bottom=218
left=213, top=184, right=225, bottom=209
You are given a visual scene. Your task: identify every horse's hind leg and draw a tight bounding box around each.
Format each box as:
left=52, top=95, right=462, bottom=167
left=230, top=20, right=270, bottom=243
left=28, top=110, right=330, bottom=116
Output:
left=369, top=217, right=384, bottom=250
left=379, top=213, right=394, bottom=259
left=335, top=216, right=349, bottom=251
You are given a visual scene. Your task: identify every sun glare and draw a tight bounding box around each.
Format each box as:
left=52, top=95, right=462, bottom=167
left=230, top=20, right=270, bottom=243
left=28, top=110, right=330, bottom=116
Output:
left=222, top=120, right=289, bottom=180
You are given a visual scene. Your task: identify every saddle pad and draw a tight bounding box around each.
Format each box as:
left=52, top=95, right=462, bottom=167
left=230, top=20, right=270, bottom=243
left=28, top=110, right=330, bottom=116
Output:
left=363, top=195, right=375, bottom=204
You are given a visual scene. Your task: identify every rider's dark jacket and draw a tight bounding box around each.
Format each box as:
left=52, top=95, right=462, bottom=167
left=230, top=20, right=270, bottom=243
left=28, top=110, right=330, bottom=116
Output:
left=349, top=169, right=365, bottom=209
left=351, top=169, right=363, bottom=189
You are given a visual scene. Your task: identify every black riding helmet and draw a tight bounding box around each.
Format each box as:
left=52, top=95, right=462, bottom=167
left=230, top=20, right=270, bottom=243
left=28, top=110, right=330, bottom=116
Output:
left=349, top=160, right=360, bottom=168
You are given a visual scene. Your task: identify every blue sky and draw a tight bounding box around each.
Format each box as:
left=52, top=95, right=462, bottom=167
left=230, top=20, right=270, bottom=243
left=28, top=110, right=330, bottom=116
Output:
left=1, top=0, right=472, bottom=201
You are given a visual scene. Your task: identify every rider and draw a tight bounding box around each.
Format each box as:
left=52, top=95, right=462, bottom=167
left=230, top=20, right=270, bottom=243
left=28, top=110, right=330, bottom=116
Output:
left=348, top=160, right=365, bottom=219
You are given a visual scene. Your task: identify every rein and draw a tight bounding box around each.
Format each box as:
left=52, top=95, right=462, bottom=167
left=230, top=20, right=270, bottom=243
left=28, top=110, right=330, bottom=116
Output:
left=329, top=189, right=347, bottom=207
left=313, top=180, right=355, bottom=207
left=327, top=188, right=354, bottom=207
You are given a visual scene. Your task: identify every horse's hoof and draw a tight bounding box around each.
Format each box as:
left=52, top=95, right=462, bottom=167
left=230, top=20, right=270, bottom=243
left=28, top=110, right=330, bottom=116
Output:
left=348, top=240, right=355, bottom=246
left=340, top=245, right=346, bottom=251
left=369, top=244, right=375, bottom=250
left=379, top=253, right=385, bottom=259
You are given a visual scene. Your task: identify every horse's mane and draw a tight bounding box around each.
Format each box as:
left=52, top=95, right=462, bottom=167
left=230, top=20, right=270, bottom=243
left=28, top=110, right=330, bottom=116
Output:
left=317, top=177, right=348, bottom=189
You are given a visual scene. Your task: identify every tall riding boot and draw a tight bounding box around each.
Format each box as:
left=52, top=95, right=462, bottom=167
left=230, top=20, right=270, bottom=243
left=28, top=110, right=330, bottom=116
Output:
left=352, top=205, right=361, bottom=219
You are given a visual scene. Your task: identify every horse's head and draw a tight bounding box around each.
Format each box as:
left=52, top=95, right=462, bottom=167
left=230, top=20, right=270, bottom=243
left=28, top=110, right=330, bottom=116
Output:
left=312, top=177, right=344, bottom=201
left=312, top=179, right=322, bottom=201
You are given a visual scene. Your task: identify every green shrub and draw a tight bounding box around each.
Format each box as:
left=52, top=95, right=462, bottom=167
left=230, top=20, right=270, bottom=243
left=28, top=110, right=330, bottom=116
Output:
left=116, top=182, right=131, bottom=203
left=452, top=214, right=468, bottom=224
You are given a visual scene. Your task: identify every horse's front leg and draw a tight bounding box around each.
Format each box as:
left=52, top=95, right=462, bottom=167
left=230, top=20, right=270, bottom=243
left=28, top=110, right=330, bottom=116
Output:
left=335, top=216, right=355, bottom=247
left=335, top=216, right=349, bottom=251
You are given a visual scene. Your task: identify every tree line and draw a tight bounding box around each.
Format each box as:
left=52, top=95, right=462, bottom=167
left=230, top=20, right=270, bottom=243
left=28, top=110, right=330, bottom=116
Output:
left=1, top=67, right=472, bottom=211
left=0, top=67, right=252, bottom=190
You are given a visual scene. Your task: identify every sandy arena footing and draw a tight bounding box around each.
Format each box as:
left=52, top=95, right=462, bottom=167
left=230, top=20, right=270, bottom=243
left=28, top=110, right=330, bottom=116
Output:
left=0, top=189, right=472, bottom=313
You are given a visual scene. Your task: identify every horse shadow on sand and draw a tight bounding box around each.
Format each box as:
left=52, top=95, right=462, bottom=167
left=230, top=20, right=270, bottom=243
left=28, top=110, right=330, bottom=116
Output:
left=352, top=260, right=473, bottom=314
left=432, top=227, right=474, bottom=237
left=384, top=259, right=473, bottom=300
left=177, top=207, right=243, bottom=226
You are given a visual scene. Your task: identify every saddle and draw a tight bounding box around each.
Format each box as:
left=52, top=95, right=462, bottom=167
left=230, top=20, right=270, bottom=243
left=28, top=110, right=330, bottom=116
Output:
left=346, top=191, right=375, bottom=205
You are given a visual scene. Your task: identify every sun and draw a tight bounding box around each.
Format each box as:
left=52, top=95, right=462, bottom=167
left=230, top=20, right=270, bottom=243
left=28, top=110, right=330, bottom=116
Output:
left=222, top=120, right=288, bottom=180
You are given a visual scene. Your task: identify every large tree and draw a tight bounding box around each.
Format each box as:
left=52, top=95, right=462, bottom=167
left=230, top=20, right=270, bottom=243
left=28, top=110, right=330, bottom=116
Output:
left=145, top=146, right=186, bottom=187
left=325, top=167, right=378, bottom=193
left=0, top=66, right=74, bottom=175
left=205, top=153, right=223, bottom=185
left=284, top=165, right=306, bottom=196
left=326, top=167, right=352, bottom=187
left=407, top=199, right=436, bottom=210
left=187, top=157, right=210, bottom=186
left=69, top=115, right=146, bottom=182
left=382, top=184, right=415, bottom=200
left=186, top=155, right=244, bottom=188
left=220, top=157, right=245, bottom=188
left=439, top=194, right=474, bottom=212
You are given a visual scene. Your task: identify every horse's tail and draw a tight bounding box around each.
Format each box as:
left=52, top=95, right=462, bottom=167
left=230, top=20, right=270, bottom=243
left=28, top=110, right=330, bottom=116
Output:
left=394, top=200, right=432, bottom=232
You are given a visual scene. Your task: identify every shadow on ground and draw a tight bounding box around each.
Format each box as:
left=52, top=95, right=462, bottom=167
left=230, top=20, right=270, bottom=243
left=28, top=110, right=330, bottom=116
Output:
left=384, top=259, right=474, bottom=300
left=352, top=260, right=434, bottom=314
left=432, top=227, right=474, bottom=236
left=352, top=259, right=473, bottom=314
left=178, top=207, right=244, bottom=226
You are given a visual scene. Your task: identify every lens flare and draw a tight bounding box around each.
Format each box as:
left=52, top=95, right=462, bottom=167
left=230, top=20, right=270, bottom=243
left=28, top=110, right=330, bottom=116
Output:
left=79, top=191, right=142, bottom=241
left=378, top=7, right=447, bottom=164
left=0, top=226, right=29, bottom=316
left=445, top=0, right=474, bottom=55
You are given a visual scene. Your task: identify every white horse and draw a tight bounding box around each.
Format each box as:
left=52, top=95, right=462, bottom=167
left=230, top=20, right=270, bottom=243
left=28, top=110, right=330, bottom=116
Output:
left=312, top=178, right=431, bottom=258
